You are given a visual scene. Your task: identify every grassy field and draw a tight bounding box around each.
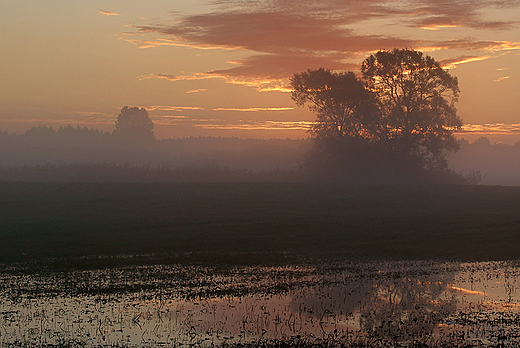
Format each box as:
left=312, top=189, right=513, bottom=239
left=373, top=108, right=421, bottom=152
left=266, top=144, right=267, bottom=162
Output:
left=1, top=182, right=520, bottom=265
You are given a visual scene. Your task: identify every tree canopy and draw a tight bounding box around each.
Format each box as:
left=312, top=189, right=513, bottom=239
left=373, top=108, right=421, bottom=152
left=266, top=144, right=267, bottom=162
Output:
left=291, top=69, right=381, bottom=143
left=114, top=106, right=155, bottom=142
left=291, top=48, right=463, bottom=182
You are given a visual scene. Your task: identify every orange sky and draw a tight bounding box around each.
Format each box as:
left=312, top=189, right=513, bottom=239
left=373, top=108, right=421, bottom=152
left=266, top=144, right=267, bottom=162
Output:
left=1, top=0, right=519, bottom=141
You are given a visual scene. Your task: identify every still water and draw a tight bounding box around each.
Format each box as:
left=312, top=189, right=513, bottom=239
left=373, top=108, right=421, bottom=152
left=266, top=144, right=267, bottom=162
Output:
left=1, top=260, right=520, bottom=347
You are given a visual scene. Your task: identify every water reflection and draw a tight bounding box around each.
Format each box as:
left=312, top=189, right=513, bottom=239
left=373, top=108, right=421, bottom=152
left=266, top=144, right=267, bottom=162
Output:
left=1, top=260, right=519, bottom=347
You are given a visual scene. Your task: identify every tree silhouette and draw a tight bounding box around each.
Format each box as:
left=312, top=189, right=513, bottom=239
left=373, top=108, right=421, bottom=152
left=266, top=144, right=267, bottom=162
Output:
left=291, top=49, right=463, bottom=182
left=362, top=48, right=462, bottom=170
left=114, top=106, right=155, bottom=142
left=291, top=68, right=382, bottom=143
left=291, top=69, right=384, bottom=179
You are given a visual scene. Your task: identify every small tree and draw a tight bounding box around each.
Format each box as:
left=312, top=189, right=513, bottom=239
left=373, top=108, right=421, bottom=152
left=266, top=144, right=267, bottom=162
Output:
left=114, top=106, right=155, bottom=142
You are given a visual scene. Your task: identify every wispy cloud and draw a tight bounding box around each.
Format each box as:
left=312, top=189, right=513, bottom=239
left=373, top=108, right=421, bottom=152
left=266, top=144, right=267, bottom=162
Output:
left=459, top=123, right=520, bottom=134
left=406, top=0, right=518, bottom=30
left=99, top=9, right=120, bottom=16
left=118, top=35, right=241, bottom=50
left=138, top=73, right=217, bottom=82
left=191, top=120, right=312, bottom=131
left=152, top=115, right=188, bottom=125
left=493, top=76, right=510, bottom=82
left=439, top=55, right=492, bottom=69
left=139, top=72, right=293, bottom=92
left=145, top=105, right=205, bottom=112
left=151, top=115, right=312, bottom=130
left=213, top=107, right=294, bottom=112
left=420, top=24, right=461, bottom=31
left=419, top=40, right=520, bottom=53
left=186, top=89, right=208, bottom=94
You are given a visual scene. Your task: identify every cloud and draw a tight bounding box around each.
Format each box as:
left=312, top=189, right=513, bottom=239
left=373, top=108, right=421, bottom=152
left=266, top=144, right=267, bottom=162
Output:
left=138, top=73, right=217, bottom=82
left=439, top=55, right=492, bottom=69
left=129, top=4, right=417, bottom=86
left=186, top=89, right=208, bottom=94
left=493, top=76, right=510, bottom=82
left=125, top=0, right=520, bottom=90
left=150, top=115, right=312, bottom=130
left=152, top=115, right=188, bottom=125
left=99, top=9, right=120, bottom=16
left=209, top=54, right=359, bottom=79
left=419, top=24, right=461, bottom=31
left=191, top=120, right=312, bottom=131
left=419, top=40, right=520, bottom=53
left=213, top=107, right=294, bottom=112
left=118, top=35, right=241, bottom=50
left=145, top=105, right=205, bottom=111
left=137, top=11, right=414, bottom=55
left=139, top=72, right=293, bottom=92
left=406, top=0, right=518, bottom=30
left=459, top=123, right=520, bottom=134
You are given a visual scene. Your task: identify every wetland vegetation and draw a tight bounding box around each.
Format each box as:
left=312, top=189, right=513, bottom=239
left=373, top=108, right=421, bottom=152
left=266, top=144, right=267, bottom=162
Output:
left=2, top=260, right=520, bottom=347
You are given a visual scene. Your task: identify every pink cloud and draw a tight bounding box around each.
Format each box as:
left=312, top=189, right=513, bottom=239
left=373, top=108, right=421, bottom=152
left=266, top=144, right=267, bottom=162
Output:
left=405, top=0, right=517, bottom=30
left=127, top=0, right=520, bottom=88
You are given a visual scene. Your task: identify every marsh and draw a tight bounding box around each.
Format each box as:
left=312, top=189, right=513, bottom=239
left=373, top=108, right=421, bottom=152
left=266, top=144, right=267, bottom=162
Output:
left=2, top=260, right=520, bottom=347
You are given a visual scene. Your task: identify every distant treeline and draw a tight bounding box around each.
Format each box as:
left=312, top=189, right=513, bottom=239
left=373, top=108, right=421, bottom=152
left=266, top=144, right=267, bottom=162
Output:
left=0, top=126, right=519, bottom=185
left=0, top=125, right=310, bottom=166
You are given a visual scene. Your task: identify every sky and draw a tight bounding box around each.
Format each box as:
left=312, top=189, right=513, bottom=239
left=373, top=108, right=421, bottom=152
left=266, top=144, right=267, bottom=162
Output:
left=1, top=0, right=519, bottom=141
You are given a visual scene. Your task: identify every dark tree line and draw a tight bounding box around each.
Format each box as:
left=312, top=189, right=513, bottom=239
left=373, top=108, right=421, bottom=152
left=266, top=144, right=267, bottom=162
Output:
left=291, top=48, right=463, bottom=183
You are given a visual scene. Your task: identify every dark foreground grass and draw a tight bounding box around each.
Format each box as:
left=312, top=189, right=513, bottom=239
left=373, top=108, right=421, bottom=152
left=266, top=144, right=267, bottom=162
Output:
left=1, top=182, right=520, bottom=265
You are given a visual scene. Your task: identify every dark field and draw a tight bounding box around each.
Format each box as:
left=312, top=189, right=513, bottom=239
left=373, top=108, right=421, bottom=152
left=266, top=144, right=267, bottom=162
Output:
left=3, top=183, right=520, bottom=347
left=2, top=182, right=520, bottom=265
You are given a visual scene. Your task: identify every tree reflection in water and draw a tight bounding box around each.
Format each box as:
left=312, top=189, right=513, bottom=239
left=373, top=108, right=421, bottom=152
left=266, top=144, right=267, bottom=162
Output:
left=360, top=276, right=457, bottom=344
left=287, top=261, right=458, bottom=345
left=1, top=260, right=520, bottom=347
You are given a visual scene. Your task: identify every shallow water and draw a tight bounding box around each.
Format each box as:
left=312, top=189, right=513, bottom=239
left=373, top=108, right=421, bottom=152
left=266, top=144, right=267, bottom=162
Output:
left=1, top=260, right=520, bottom=347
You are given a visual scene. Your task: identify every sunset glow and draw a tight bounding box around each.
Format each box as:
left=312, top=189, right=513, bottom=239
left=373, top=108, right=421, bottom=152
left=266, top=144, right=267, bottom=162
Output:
left=1, top=0, right=519, bottom=140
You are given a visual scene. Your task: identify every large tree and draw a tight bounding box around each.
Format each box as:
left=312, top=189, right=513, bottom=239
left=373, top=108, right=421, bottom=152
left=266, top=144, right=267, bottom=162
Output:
left=291, top=68, right=384, bottom=179
left=114, top=106, right=155, bottom=142
left=291, top=68, right=381, bottom=143
left=291, top=49, right=463, bottom=181
left=361, top=48, right=462, bottom=170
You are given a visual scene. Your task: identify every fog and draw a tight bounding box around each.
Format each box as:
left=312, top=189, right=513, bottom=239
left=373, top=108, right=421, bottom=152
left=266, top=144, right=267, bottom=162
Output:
left=449, top=137, right=520, bottom=186
left=0, top=126, right=518, bottom=185
left=0, top=126, right=311, bottom=182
